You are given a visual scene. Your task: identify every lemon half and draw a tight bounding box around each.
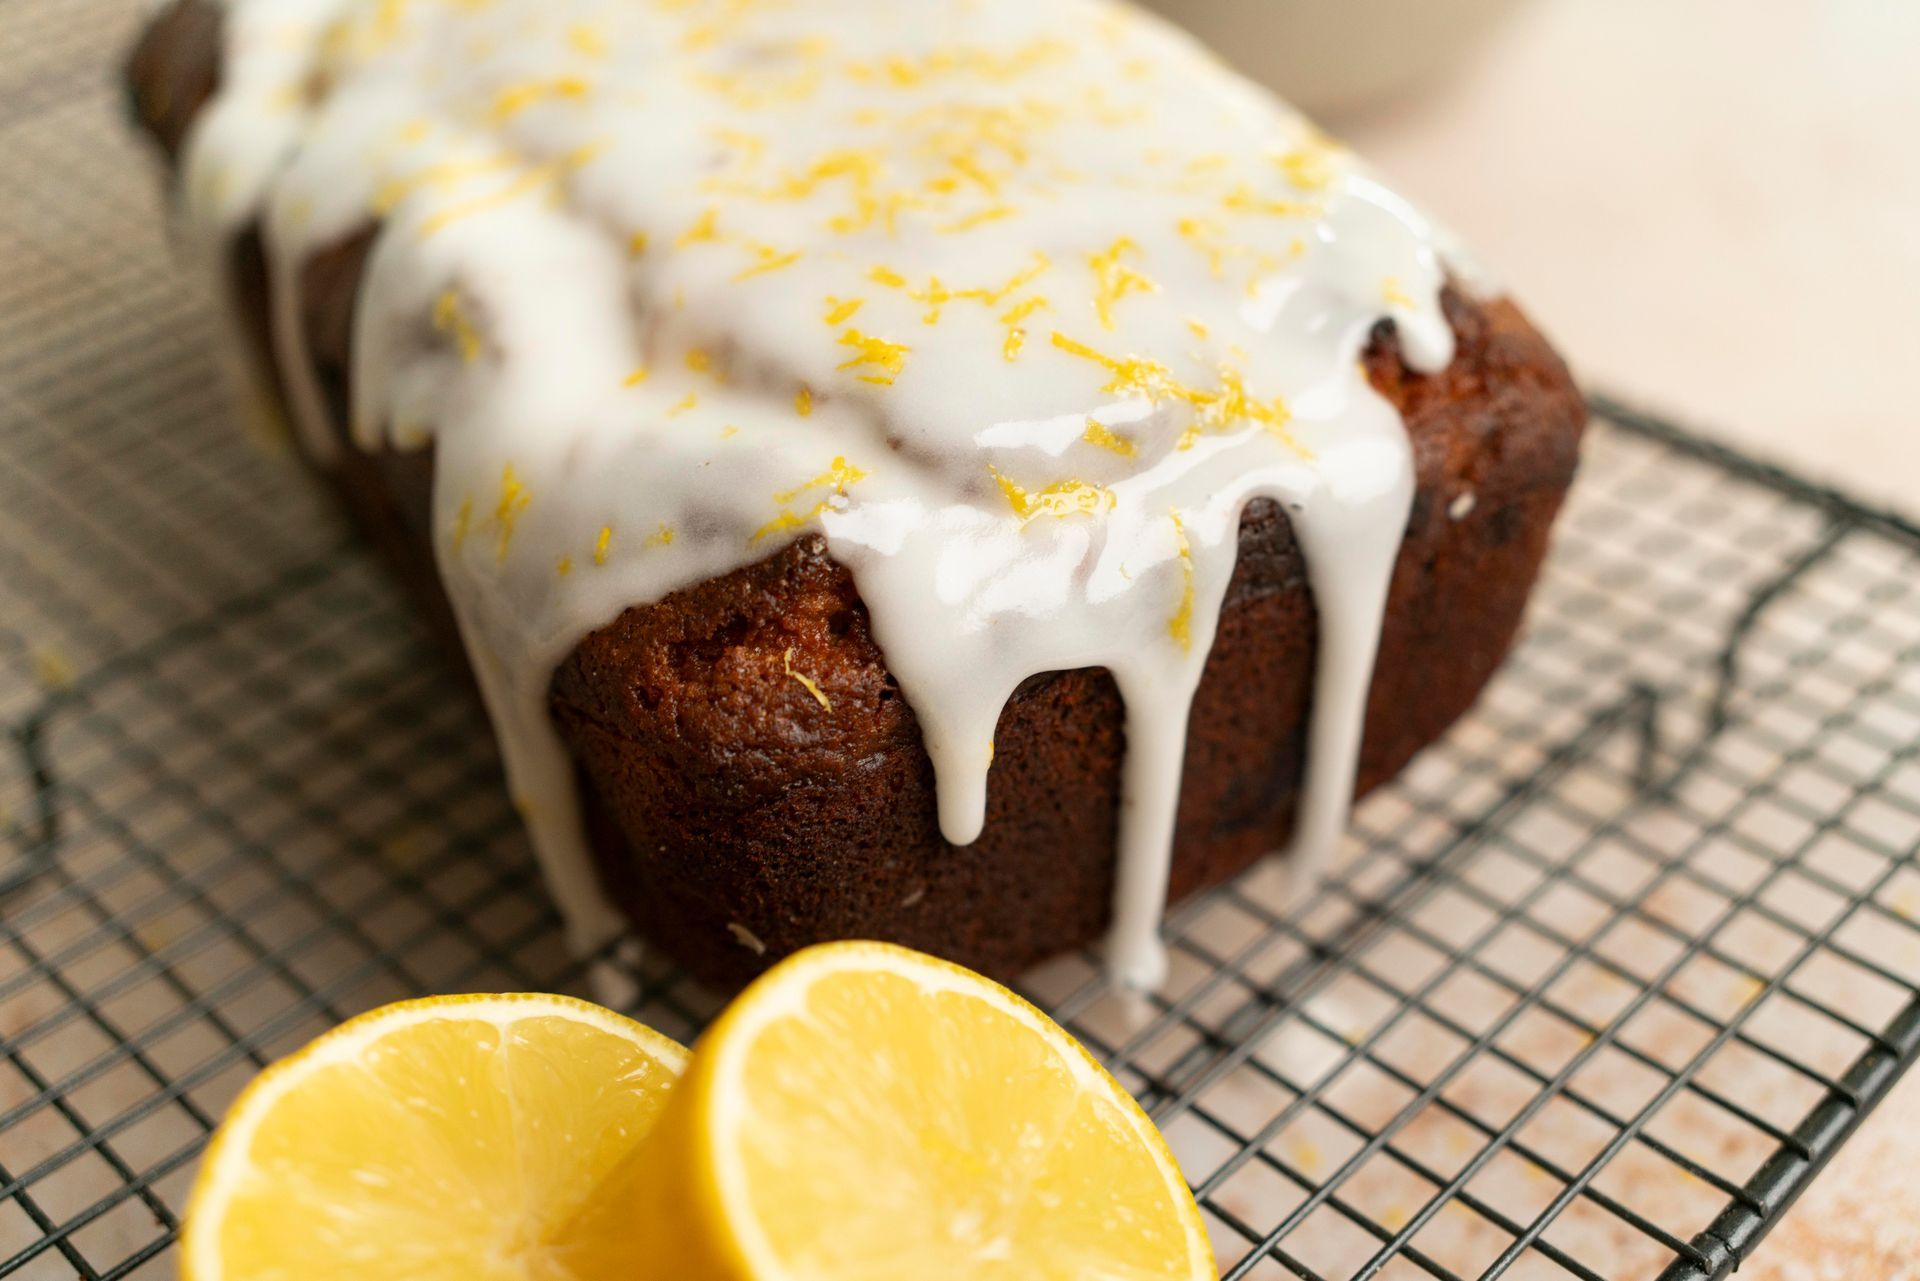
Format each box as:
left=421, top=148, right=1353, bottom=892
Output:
left=182, top=992, right=688, bottom=1281
left=629, top=941, right=1215, bottom=1280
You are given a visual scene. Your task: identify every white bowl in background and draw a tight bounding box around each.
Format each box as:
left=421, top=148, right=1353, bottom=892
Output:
left=1130, top=0, right=1527, bottom=118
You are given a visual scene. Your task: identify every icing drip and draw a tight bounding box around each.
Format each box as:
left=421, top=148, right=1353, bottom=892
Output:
left=181, top=0, right=1456, bottom=984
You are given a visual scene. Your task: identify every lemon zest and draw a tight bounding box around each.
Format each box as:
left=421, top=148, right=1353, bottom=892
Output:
left=489, top=75, right=590, bottom=124
left=452, top=495, right=473, bottom=550
left=1168, top=511, right=1194, bottom=652
left=493, top=464, right=530, bottom=562
left=431, top=289, right=481, bottom=363
left=1082, top=418, right=1136, bottom=457
left=822, top=296, right=864, bottom=325
left=836, top=329, right=910, bottom=384
left=1088, top=236, right=1158, bottom=330
left=990, top=466, right=1116, bottom=525
left=783, top=647, right=832, bottom=711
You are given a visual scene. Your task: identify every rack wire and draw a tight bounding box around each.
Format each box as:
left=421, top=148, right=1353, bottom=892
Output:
left=4, top=4, right=1920, bottom=1278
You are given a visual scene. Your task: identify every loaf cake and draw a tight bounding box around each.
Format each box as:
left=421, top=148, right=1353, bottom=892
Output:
left=128, top=0, right=1584, bottom=989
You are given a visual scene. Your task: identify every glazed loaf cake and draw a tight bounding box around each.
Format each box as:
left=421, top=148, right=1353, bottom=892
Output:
left=129, top=0, right=1583, bottom=989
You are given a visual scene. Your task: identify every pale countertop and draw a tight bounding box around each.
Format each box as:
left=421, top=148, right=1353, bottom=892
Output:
left=1322, top=3, right=1920, bottom=1273
left=1331, top=0, right=1919, bottom=519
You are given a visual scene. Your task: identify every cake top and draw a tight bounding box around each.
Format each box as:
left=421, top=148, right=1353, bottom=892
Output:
left=185, top=0, right=1458, bottom=986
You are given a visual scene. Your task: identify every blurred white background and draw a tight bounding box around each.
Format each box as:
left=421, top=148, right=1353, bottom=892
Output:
left=1152, top=0, right=1920, bottom=516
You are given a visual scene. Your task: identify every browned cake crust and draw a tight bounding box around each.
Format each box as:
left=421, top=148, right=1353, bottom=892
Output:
left=128, top=0, right=1585, bottom=987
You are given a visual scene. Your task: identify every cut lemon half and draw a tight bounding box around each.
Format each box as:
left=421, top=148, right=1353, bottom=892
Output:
left=626, top=941, right=1216, bottom=1280
left=182, top=992, right=688, bottom=1281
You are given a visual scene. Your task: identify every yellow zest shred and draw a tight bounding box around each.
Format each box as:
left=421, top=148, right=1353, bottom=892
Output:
left=795, top=386, right=813, bottom=417
left=493, top=463, right=530, bottom=562
left=431, top=289, right=481, bottom=363
left=1275, top=144, right=1336, bottom=192
left=783, top=647, right=832, bottom=711
left=1052, top=331, right=1305, bottom=455
left=556, top=555, right=573, bottom=577
left=937, top=204, right=1017, bottom=234
left=667, top=393, right=698, bottom=417
left=373, top=156, right=519, bottom=215
left=749, top=506, right=817, bottom=544
left=1381, top=275, right=1414, bottom=308
left=836, top=328, right=910, bottom=384
left=414, top=143, right=602, bottom=237
left=822, top=296, right=864, bottom=324
left=1088, top=236, right=1159, bottom=330
left=627, top=230, right=649, bottom=256
left=1000, top=297, right=1049, bottom=327
left=677, top=206, right=723, bottom=247
left=1081, top=418, right=1136, bottom=457
left=593, top=525, right=612, bottom=565
left=1167, top=510, right=1194, bottom=652
left=734, top=244, right=803, bottom=280
left=1223, top=183, right=1318, bottom=219
left=646, top=522, right=675, bottom=547
left=989, top=466, right=1116, bottom=525
left=751, top=456, right=868, bottom=544
left=452, top=495, right=473, bottom=550
left=775, top=456, right=868, bottom=504
left=624, top=366, right=650, bottom=387
left=489, top=75, right=590, bottom=124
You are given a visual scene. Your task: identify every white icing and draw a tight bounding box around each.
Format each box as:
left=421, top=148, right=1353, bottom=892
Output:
left=181, top=0, right=1455, bottom=984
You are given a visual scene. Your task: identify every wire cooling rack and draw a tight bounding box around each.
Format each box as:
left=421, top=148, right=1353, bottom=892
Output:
left=5, top=5, right=1920, bottom=1279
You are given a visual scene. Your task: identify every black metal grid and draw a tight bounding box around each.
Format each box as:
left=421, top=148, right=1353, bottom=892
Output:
left=4, top=4, right=1920, bottom=1278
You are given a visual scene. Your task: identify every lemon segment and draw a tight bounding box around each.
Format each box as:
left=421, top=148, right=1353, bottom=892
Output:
left=630, top=941, right=1215, bottom=1280
left=182, top=992, right=688, bottom=1281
